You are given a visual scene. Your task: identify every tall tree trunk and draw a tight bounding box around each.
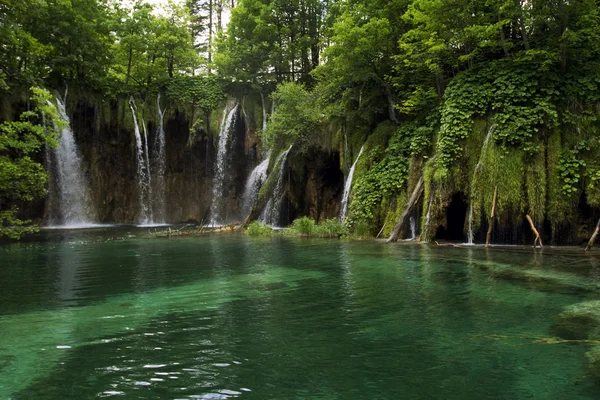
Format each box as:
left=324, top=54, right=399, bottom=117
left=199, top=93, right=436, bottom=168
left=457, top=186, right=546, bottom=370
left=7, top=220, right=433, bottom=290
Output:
left=125, top=44, right=133, bottom=86
left=208, top=0, right=213, bottom=73
left=217, top=0, right=222, bottom=32
left=514, top=0, right=530, bottom=50
left=486, top=187, right=498, bottom=247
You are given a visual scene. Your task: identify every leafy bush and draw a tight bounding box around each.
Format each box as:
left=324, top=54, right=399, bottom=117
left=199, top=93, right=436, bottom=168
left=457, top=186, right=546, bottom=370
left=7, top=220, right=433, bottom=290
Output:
left=246, top=221, right=272, bottom=237
left=436, top=58, right=560, bottom=177
left=263, top=82, right=321, bottom=148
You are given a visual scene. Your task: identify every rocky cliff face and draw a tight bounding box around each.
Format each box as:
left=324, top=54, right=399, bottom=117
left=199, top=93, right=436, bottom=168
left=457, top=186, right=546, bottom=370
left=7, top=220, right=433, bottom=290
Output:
left=40, top=96, right=344, bottom=226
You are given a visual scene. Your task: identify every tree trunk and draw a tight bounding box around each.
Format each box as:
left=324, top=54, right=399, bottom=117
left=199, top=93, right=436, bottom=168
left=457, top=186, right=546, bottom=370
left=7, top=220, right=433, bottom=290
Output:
left=217, top=0, right=222, bottom=32
left=125, top=45, right=133, bottom=86
left=485, top=187, right=498, bottom=247
left=586, top=218, right=600, bottom=251
left=387, top=176, right=424, bottom=242
left=208, top=0, right=213, bottom=73
left=514, top=0, right=530, bottom=50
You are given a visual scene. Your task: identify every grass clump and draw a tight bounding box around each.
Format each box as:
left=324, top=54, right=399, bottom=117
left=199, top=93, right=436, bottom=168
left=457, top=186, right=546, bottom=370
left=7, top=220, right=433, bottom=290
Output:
left=246, top=221, right=273, bottom=236
left=314, top=218, right=348, bottom=238
left=283, top=217, right=348, bottom=238
left=290, top=216, right=315, bottom=236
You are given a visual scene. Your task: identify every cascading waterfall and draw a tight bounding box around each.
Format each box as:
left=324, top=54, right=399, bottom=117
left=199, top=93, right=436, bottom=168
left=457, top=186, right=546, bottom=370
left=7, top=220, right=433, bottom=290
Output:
left=152, top=93, right=167, bottom=223
left=141, top=116, right=153, bottom=202
left=422, top=189, right=435, bottom=243
left=241, top=154, right=270, bottom=218
left=210, top=104, right=239, bottom=225
left=467, top=124, right=496, bottom=244
left=339, top=144, right=365, bottom=221
left=129, top=97, right=153, bottom=225
left=261, top=92, right=267, bottom=133
left=409, top=216, right=417, bottom=240
left=47, top=95, right=95, bottom=227
left=260, top=145, right=293, bottom=226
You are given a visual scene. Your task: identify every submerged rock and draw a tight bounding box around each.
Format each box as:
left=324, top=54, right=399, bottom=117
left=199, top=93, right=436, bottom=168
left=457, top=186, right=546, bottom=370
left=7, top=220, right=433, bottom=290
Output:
left=553, top=300, right=600, bottom=340
left=585, top=347, right=600, bottom=377
left=0, top=354, right=15, bottom=371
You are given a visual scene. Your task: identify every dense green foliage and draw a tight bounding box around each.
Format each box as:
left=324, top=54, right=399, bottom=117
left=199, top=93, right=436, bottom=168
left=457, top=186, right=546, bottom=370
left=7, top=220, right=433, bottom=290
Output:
left=2, top=0, right=600, bottom=240
left=0, top=88, right=60, bottom=238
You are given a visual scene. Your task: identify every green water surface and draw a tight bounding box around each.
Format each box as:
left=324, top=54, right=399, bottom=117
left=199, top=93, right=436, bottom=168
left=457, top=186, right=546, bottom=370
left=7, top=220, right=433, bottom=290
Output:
left=1, top=229, right=600, bottom=399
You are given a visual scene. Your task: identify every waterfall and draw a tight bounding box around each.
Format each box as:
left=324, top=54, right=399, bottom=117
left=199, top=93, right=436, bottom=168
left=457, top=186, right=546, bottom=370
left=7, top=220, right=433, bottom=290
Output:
left=47, top=95, right=95, bottom=227
left=261, top=92, right=267, bottom=133
left=467, top=204, right=474, bottom=245
left=129, top=97, right=153, bottom=225
left=409, top=216, right=417, bottom=240
left=241, top=154, right=270, bottom=218
left=467, top=124, right=496, bottom=244
left=339, top=144, right=365, bottom=221
left=210, top=104, right=238, bottom=225
left=422, top=189, right=435, bottom=243
left=141, top=116, right=153, bottom=203
left=260, top=145, right=293, bottom=226
left=152, top=93, right=167, bottom=223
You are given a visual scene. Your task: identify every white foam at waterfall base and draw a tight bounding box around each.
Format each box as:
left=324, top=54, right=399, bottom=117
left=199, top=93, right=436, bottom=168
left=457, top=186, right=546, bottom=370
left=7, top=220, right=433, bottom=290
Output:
left=210, top=104, right=239, bottom=225
left=339, top=144, right=365, bottom=221
left=47, top=96, right=95, bottom=227
left=43, top=223, right=115, bottom=230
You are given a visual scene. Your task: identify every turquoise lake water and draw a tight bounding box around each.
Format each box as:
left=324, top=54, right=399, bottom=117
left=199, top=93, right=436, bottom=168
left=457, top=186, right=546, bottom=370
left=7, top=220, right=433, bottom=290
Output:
left=1, top=228, right=600, bottom=399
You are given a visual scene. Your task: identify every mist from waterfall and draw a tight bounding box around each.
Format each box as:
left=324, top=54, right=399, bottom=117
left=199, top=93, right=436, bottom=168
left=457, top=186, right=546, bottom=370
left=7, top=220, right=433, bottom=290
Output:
left=210, top=104, right=239, bottom=226
left=46, top=94, right=95, bottom=227
left=339, top=144, right=365, bottom=221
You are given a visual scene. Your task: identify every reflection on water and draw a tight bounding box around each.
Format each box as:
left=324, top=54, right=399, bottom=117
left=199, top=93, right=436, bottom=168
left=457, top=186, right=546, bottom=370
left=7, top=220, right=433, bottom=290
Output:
left=0, top=231, right=600, bottom=399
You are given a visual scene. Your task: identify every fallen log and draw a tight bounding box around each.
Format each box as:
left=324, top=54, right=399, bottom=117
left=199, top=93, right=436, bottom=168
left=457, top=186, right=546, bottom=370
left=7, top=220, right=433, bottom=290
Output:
left=526, top=215, right=543, bottom=248
left=387, top=175, right=424, bottom=242
left=485, top=186, right=497, bottom=248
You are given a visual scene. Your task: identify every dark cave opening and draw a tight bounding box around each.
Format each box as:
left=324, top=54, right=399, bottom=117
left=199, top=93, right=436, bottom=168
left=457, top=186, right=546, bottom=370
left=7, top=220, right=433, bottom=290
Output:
left=436, top=192, right=468, bottom=242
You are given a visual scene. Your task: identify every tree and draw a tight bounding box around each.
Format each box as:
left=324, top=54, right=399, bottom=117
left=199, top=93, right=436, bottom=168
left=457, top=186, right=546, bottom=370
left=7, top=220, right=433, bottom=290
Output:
left=166, top=74, right=225, bottom=141
left=0, top=88, right=60, bottom=239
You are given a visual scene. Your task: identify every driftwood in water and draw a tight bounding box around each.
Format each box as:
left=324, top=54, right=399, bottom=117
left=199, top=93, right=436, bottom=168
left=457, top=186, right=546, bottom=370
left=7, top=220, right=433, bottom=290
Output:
left=586, top=218, right=600, bottom=251
left=485, top=186, right=497, bottom=248
left=525, top=215, right=543, bottom=248
left=387, top=176, right=424, bottom=242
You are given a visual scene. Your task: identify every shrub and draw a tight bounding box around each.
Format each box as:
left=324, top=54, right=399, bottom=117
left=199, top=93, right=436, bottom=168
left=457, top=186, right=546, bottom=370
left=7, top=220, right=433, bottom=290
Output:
left=246, top=221, right=272, bottom=236
left=314, top=219, right=348, bottom=238
left=290, top=216, right=315, bottom=236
